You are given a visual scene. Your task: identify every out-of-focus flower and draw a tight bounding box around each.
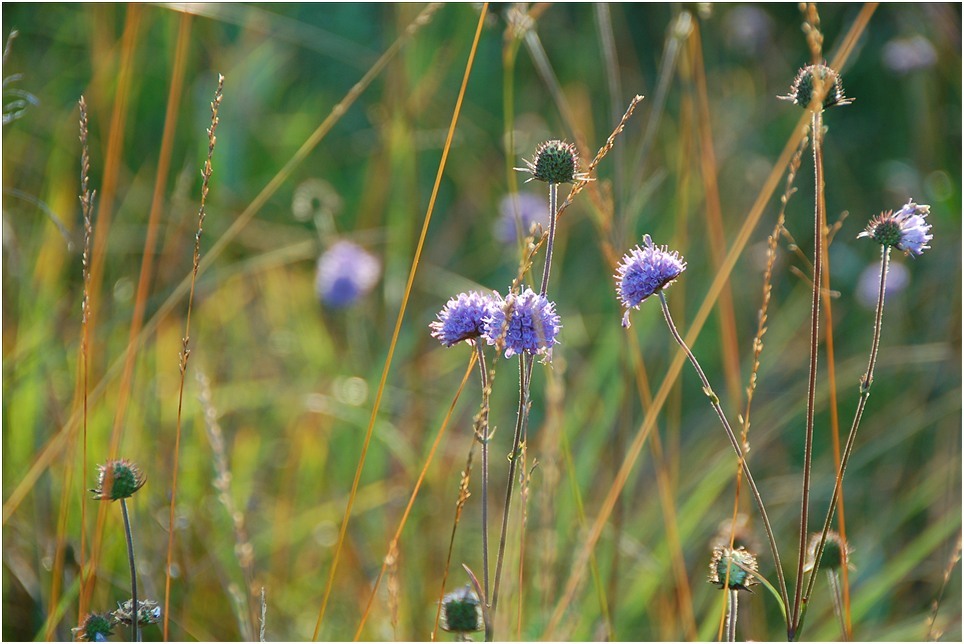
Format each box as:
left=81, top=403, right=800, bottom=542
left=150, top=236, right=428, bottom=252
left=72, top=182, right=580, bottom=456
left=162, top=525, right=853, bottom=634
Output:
left=615, top=234, right=686, bottom=328
left=430, top=291, right=498, bottom=347
left=857, top=199, right=933, bottom=256
left=439, top=585, right=483, bottom=635
left=883, top=35, right=937, bottom=74
left=315, top=240, right=381, bottom=308
left=709, top=546, right=759, bottom=591
left=857, top=260, right=909, bottom=309
left=496, top=192, right=549, bottom=243
left=90, top=459, right=145, bottom=501
left=112, top=599, right=162, bottom=627
left=804, top=531, right=853, bottom=573
left=72, top=613, right=114, bottom=642
left=484, top=288, right=561, bottom=359
left=779, top=64, right=852, bottom=110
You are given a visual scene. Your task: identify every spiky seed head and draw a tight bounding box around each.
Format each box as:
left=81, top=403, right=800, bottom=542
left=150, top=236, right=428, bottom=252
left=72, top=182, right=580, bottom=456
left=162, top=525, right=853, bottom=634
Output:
left=779, top=63, right=852, bottom=110
left=517, top=140, right=588, bottom=184
left=72, top=613, right=114, bottom=642
left=709, top=546, right=759, bottom=591
left=90, top=459, right=145, bottom=501
left=439, top=585, right=483, bottom=634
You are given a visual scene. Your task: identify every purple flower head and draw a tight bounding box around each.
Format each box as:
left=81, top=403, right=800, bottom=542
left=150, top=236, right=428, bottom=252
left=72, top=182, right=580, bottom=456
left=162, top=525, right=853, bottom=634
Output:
left=615, top=235, right=686, bottom=328
left=857, top=260, right=909, bottom=309
left=484, top=288, right=561, bottom=359
left=857, top=199, right=932, bottom=256
left=496, top=192, right=549, bottom=243
left=430, top=291, right=499, bottom=347
left=316, top=241, right=381, bottom=308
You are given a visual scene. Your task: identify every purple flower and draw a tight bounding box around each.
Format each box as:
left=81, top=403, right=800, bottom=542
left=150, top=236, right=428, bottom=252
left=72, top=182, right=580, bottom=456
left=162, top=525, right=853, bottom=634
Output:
left=496, top=192, right=549, bottom=243
left=615, top=235, right=686, bottom=328
left=856, top=260, right=909, bottom=309
left=430, top=291, right=498, bottom=347
left=857, top=199, right=933, bottom=256
left=484, top=288, right=561, bottom=359
left=315, top=241, right=381, bottom=308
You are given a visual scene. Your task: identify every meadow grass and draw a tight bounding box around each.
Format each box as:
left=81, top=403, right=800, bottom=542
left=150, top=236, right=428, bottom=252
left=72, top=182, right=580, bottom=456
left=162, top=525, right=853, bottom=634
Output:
left=1, top=3, right=961, bottom=641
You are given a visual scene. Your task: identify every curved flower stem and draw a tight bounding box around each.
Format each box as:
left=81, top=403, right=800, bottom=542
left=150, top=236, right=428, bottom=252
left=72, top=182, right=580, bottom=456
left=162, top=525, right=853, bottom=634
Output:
left=120, top=498, right=139, bottom=642
left=796, top=246, right=891, bottom=638
left=657, top=291, right=790, bottom=623
left=791, top=108, right=824, bottom=639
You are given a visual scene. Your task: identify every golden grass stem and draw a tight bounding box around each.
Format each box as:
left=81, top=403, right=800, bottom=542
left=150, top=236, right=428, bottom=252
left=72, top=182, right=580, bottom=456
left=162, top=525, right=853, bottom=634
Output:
left=353, top=352, right=476, bottom=640
left=163, top=70, right=223, bottom=641
left=311, top=6, right=487, bottom=638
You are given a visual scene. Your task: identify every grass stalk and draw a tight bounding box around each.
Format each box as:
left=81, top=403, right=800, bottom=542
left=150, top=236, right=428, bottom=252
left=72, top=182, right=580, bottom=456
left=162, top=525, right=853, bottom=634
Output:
left=312, top=8, right=486, bottom=637
left=163, top=71, right=223, bottom=641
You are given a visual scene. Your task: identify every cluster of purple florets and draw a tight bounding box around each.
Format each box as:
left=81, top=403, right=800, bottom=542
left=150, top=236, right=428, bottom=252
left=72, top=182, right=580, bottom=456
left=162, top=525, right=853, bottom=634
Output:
left=430, top=288, right=561, bottom=359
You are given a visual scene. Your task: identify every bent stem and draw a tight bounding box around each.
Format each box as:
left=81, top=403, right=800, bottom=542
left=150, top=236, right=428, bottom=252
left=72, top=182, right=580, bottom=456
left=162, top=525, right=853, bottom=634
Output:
left=797, top=246, right=891, bottom=638
left=657, top=291, right=790, bottom=623
left=120, top=498, right=139, bottom=642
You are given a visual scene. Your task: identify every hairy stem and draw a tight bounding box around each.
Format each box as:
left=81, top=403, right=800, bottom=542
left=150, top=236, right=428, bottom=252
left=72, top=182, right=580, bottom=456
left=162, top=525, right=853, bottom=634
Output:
left=475, top=341, right=493, bottom=641
left=725, top=589, right=740, bottom=642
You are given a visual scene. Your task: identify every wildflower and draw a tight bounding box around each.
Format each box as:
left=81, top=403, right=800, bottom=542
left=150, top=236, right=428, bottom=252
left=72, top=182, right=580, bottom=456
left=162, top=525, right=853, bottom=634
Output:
left=857, top=260, right=909, bottom=309
left=484, top=288, right=561, bottom=359
left=709, top=546, right=759, bottom=591
left=439, top=585, right=483, bottom=635
left=779, top=63, right=852, bottom=110
left=112, top=598, right=162, bottom=627
left=90, top=459, right=145, bottom=501
left=858, top=199, right=932, bottom=256
left=72, top=613, right=114, bottom=642
left=516, top=140, right=588, bottom=184
left=615, top=234, right=686, bottom=328
left=495, top=192, right=549, bottom=243
left=804, top=531, right=853, bottom=573
left=430, top=291, right=498, bottom=347
left=315, top=240, right=381, bottom=308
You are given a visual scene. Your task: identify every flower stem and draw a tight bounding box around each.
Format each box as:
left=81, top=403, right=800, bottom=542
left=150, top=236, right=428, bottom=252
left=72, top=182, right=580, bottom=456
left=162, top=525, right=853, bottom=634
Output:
left=725, top=589, right=740, bottom=642
left=474, top=341, right=493, bottom=641
left=827, top=570, right=849, bottom=641
left=791, top=108, right=824, bottom=640
left=657, top=291, right=790, bottom=623
left=796, top=246, right=891, bottom=637
left=540, top=183, right=558, bottom=297
left=120, top=498, right=139, bottom=642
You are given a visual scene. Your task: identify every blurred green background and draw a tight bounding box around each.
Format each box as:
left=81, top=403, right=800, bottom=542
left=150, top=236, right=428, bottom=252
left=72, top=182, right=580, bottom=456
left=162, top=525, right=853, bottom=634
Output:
left=2, top=3, right=960, bottom=641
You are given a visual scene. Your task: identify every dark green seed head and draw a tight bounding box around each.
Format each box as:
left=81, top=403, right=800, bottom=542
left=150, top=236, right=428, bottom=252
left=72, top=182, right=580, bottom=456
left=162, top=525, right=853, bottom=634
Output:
left=528, top=140, right=579, bottom=184
left=440, top=586, right=483, bottom=634
left=709, top=546, right=758, bottom=591
left=91, top=459, right=145, bottom=501
left=72, top=613, right=114, bottom=642
left=780, top=64, right=852, bottom=110
left=806, top=531, right=851, bottom=573
left=858, top=212, right=902, bottom=248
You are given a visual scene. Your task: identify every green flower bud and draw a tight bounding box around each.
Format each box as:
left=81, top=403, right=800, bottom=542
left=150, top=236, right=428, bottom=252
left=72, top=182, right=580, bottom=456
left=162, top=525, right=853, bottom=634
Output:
left=517, top=140, right=587, bottom=184
left=779, top=64, right=852, bottom=110
left=72, top=613, right=114, bottom=642
left=709, top=546, right=759, bottom=591
left=439, top=585, right=483, bottom=635
left=90, top=459, right=145, bottom=501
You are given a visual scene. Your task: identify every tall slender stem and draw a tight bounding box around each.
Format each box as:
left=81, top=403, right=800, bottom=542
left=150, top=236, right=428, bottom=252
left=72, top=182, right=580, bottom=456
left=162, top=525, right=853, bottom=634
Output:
left=827, top=570, right=848, bottom=641
left=474, top=341, right=493, bottom=641
left=120, top=498, right=139, bottom=642
left=797, top=246, right=891, bottom=637
left=791, top=108, right=824, bottom=638
left=657, top=292, right=790, bottom=623
left=725, top=589, right=740, bottom=642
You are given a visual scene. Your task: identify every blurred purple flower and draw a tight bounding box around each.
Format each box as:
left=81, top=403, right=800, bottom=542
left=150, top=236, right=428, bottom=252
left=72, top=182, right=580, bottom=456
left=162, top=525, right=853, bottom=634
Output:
left=883, top=35, right=937, bottom=74
left=496, top=192, right=549, bottom=243
left=615, top=234, right=687, bottom=328
left=315, top=240, right=380, bottom=308
left=857, top=260, right=909, bottom=309
left=430, top=291, right=498, bottom=347
left=484, top=288, right=561, bottom=359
